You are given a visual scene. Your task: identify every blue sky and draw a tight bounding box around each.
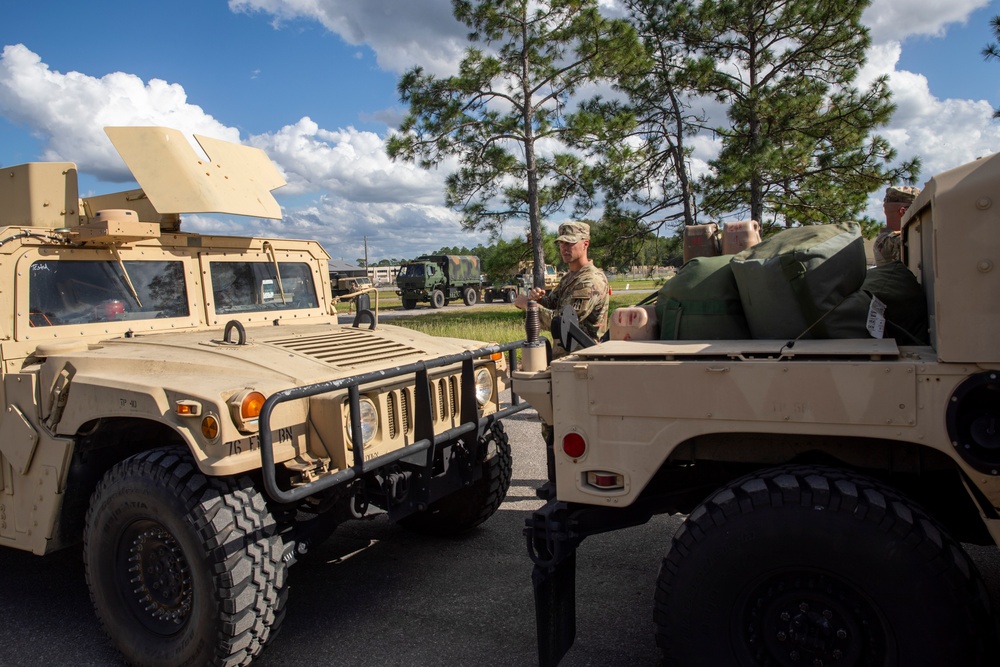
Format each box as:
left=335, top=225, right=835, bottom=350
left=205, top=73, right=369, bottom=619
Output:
left=3, top=0, right=1000, bottom=263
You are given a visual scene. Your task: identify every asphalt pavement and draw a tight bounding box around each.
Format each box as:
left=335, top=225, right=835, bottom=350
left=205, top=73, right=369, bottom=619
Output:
left=0, top=401, right=677, bottom=667
left=2, top=397, right=999, bottom=666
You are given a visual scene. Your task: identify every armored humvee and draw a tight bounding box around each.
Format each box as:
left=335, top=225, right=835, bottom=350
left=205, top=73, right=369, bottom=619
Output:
left=331, top=272, right=373, bottom=297
left=515, top=154, right=1000, bottom=666
left=0, top=127, right=523, bottom=666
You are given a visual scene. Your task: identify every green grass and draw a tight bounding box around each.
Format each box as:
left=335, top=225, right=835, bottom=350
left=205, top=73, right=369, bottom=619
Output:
left=608, top=278, right=657, bottom=291
left=386, top=292, right=651, bottom=343
left=359, top=281, right=662, bottom=315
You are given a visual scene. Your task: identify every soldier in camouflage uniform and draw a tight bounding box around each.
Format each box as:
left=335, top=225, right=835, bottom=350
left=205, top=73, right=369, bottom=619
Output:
left=515, top=221, right=610, bottom=358
left=874, top=185, right=920, bottom=266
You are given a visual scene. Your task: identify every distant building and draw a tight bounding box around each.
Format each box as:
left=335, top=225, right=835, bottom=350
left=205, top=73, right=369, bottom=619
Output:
left=328, top=259, right=367, bottom=279
left=367, top=265, right=401, bottom=286
left=329, top=260, right=402, bottom=286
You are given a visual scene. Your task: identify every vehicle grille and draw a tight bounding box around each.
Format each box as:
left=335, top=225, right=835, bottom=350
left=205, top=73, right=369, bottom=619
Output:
left=448, top=377, right=458, bottom=418
left=438, top=380, right=449, bottom=420
left=386, top=391, right=398, bottom=439
left=382, top=376, right=459, bottom=440
left=400, top=388, right=411, bottom=434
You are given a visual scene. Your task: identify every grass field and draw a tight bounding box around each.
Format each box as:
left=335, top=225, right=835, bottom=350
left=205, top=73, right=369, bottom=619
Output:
left=380, top=289, right=654, bottom=344
left=362, top=278, right=660, bottom=312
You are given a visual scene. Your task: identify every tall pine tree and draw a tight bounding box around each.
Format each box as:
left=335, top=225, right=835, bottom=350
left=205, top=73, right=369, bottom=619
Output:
left=689, top=0, right=918, bottom=229
left=387, top=0, right=643, bottom=289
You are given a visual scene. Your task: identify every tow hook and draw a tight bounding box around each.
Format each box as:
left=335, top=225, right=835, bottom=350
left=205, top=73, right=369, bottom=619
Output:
left=382, top=471, right=412, bottom=503
left=350, top=489, right=370, bottom=518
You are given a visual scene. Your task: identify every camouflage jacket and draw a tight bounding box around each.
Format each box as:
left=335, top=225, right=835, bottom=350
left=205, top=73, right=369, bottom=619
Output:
left=873, top=227, right=901, bottom=267
left=536, top=262, right=610, bottom=355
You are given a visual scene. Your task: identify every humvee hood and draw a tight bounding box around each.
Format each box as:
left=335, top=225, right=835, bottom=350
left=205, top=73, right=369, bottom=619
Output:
left=40, top=323, right=488, bottom=387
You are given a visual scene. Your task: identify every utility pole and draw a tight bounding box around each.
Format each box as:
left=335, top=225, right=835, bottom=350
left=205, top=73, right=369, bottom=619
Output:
left=364, top=236, right=369, bottom=268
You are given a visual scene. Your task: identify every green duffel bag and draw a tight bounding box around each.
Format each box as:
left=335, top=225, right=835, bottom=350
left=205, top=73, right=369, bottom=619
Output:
left=730, top=222, right=867, bottom=339
left=656, top=255, right=751, bottom=340
left=821, top=261, right=931, bottom=344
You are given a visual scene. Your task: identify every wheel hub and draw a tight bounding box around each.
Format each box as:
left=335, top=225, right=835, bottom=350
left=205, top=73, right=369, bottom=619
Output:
left=127, top=525, right=193, bottom=629
left=743, top=572, right=884, bottom=666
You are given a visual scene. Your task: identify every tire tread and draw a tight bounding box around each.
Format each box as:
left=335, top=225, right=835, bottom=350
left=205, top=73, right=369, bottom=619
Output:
left=84, top=446, right=286, bottom=667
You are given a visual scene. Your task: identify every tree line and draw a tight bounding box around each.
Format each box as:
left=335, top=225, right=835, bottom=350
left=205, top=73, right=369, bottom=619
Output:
left=357, top=224, right=682, bottom=281
left=387, top=0, right=922, bottom=288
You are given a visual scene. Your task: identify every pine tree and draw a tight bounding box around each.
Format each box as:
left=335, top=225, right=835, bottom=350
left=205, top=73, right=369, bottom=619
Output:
left=689, top=0, right=918, bottom=229
left=982, top=15, right=1000, bottom=118
left=387, top=0, right=643, bottom=288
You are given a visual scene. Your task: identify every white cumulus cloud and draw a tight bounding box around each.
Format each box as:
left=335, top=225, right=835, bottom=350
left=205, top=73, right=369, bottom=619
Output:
left=228, top=0, right=468, bottom=75
left=4, top=0, right=1000, bottom=259
left=246, top=117, right=447, bottom=204
left=0, top=44, right=238, bottom=181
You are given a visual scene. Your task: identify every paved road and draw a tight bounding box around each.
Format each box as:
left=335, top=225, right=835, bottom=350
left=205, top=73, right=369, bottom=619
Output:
left=1, top=400, right=999, bottom=666
left=0, top=402, right=676, bottom=667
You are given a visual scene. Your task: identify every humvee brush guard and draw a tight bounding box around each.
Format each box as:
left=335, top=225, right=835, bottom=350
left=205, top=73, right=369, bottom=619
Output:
left=0, top=127, right=524, bottom=666
left=515, top=154, right=1000, bottom=666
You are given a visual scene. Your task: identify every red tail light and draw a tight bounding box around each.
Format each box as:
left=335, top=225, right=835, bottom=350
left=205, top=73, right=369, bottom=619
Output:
left=562, top=432, right=586, bottom=458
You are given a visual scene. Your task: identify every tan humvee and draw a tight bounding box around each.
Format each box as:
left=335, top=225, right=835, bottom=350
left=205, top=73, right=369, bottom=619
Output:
left=0, top=127, right=523, bottom=667
left=517, top=262, right=560, bottom=291
left=515, top=155, right=1000, bottom=666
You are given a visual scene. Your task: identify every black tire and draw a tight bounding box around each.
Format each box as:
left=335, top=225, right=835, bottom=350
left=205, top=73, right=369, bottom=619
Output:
left=655, top=464, right=999, bottom=667
left=84, top=447, right=288, bottom=667
left=504, top=289, right=516, bottom=304
left=401, top=298, right=417, bottom=310
left=484, top=292, right=495, bottom=304
left=431, top=289, right=446, bottom=309
left=462, top=286, right=478, bottom=307
left=399, top=422, right=512, bottom=537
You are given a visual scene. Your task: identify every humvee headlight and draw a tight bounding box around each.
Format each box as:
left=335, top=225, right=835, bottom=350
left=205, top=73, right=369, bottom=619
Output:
left=346, top=397, right=378, bottom=445
left=474, top=368, right=493, bottom=406
left=229, top=389, right=266, bottom=432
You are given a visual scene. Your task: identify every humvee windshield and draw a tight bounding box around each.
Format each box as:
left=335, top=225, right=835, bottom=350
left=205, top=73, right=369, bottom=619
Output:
left=29, top=259, right=188, bottom=326
left=210, top=261, right=319, bottom=314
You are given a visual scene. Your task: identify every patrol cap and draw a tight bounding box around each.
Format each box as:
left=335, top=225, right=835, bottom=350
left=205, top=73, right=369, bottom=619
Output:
left=884, top=185, right=920, bottom=204
left=556, top=221, right=590, bottom=244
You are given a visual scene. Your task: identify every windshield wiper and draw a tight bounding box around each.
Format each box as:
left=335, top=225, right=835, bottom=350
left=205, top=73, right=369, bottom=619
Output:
left=262, top=241, right=287, bottom=304
left=111, top=246, right=143, bottom=308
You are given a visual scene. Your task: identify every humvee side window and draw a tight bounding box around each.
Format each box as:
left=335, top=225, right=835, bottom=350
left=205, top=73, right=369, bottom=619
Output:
left=29, top=260, right=189, bottom=327
left=210, top=262, right=319, bottom=314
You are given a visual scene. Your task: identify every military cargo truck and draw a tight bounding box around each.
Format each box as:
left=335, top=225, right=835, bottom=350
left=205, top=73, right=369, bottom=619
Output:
left=514, top=154, right=1000, bottom=666
left=0, top=127, right=524, bottom=667
left=396, top=254, right=481, bottom=309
